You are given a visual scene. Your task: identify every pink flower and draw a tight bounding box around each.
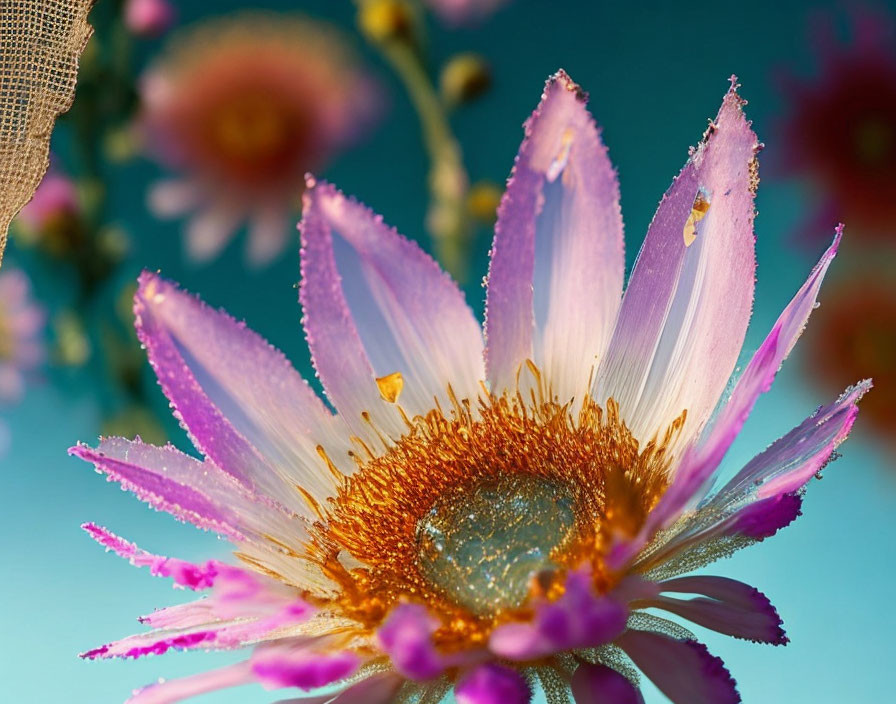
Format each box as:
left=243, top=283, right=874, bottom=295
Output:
left=76, top=72, right=866, bottom=704
left=17, top=169, right=78, bottom=234
left=140, top=13, right=380, bottom=266
left=424, top=0, right=510, bottom=26
left=124, top=0, right=175, bottom=38
left=0, top=268, right=45, bottom=403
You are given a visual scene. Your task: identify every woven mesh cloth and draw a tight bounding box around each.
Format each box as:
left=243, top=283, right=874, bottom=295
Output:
left=0, top=0, right=93, bottom=264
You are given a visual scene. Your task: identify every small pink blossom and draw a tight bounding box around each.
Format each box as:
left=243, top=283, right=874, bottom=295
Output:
left=424, top=0, right=510, bottom=26
left=124, top=0, right=175, bottom=38
left=0, top=267, right=44, bottom=405
left=17, top=169, right=78, bottom=234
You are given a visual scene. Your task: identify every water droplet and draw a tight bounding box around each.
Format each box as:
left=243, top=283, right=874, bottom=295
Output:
left=416, top=474, right=576, bottom=616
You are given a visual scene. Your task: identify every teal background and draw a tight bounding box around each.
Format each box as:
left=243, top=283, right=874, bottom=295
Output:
left=2, top=1, right=895, bottom=702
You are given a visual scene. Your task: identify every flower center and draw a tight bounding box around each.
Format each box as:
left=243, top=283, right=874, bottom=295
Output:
left=416, top=474, right=576, bottom=617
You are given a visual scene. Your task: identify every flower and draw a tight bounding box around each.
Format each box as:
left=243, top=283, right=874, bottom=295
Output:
left=806, top=274, right=894, bottom=445
left=777, top=7, right=896, bottom=244
left=75, top=72, right=867, bottom=704
left=124, top=0, right=176, bottom=38
left=141, top=13, right=379, bottom=266
left=15, top=167, right=83, bottom=253
left=0, top=267, right=44, bottom=404
left=424, top=0, right=510, bottom=26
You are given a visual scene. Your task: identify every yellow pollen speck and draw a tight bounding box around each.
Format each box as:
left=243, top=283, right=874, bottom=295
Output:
left=375, top=371, right=404, bottom=403
left=546, top=128, right=575, bottom=182
left=683, top=189, right=711, bottom=247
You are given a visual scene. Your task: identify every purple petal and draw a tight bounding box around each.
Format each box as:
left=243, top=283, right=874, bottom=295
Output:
left=724, top=381, right=869, bottom=500
left=727, top=492, right=803, bottom=540
left=134, top=272, right=343, bottom=514
left=596, top=80, right=758, bottom=449
left=299, top=179, right=484, bottom=428
left=455, top=664, right=531, bottom=704
left=642, top=228, right=842, bottom=537
left=126, top=661, right=254, bottom=704
left=81, top=523, right=221, bottom=589
left=627, top=384, right=865, bottom=574
left=617, top=630, right=740, bottom=704
left=72, top=440, right=248, bottom=540
left=376, top=603, right=446, bottom=680
left=571, top=663, right=645, bottom=704
left=485, top=70, right=624, bottom=398
left=252, top=648, right=360, bottom=691
left=490, top=569, right=628, bottom=660
left=274, top=673, right=405, bottom=704
left=646, top=576, right=787, bottom=645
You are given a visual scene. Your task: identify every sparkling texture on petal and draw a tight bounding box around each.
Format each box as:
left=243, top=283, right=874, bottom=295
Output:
left=618, top=630, right=741, bottom=704
left=485, top=70, right=624, bottom=399
left=596, top=81, right=758, bottom=450
left=300, top=180, right=484, bottom=427
left=646, top=576, right=787, bottom=645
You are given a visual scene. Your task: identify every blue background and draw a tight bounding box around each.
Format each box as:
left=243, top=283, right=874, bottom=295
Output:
left=2, top=1, right=894, bottom=702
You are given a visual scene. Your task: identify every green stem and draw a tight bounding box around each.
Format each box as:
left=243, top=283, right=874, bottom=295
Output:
left=362, top=12, right=472, bottom=280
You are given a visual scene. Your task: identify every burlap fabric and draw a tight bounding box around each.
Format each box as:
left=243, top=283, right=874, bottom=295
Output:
left=0, top=0, right=93, bottom=265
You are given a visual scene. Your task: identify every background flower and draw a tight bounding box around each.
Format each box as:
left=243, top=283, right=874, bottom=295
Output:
left=0, top=267, right=44, bottom=404
left=777, top=6, right=896, bottom=245
left=424, top=0, right=510, bottom=26
left=141, top=13, right=380, bottom=265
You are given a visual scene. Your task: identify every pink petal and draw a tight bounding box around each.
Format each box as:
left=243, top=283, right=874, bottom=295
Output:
left=625, top=383, right=866, bottom=574
left=252, top=647, right=360, bottom=691
left=645, top=576, right=787, bottom=645
left=80, top=523, right=222, bottom=589
left=74, top=436, right=301, bottom=541
left=134, top=272, right=343, bottom=513
left=127, top=661, right=254, bottom=704
left=246, top=207, right=290, bottom=266
left=72, top=441, right=246, bottom=539
left=274, top=673, right=405, bottom=704
left=726, top=492, right=803, bottom=540
left=299, top=179, right=484, bottom=427
left=485, top=70, right=624, bottom=399
left=725, top=381, right=869, bottom=500
left=617, top=630, right=740, bottom=704
left=184, top=204, right=241, bottom=261
left=147, top=180, right=200, bottom=218
left=455, top=664, right=531, bottom=704
left=642, top=228, right=842, bottom=537
left=376, top=603, right=446, bottom=680
left=596, top=80, right=758, bottom=448
left=570, top=663, right=645, bottom=704
left=489, top=570, right=628, bottom=660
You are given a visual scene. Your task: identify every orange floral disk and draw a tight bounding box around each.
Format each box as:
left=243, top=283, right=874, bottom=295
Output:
left=294, top=379, right=682, bottom=654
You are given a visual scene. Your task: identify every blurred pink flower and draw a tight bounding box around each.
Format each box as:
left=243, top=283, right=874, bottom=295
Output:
left=124, top=0, right=175, bottom=38
left=141, top=13, right=380, bottom=266
left=76, top=73, right=866, bottom=704
left=17, top=169, right=78, bottom=234
left=0, top=268, right=44, bottom=404
left=424, top=0, right=510, bottom=26
left=777, top=6, right=896, bottom=244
